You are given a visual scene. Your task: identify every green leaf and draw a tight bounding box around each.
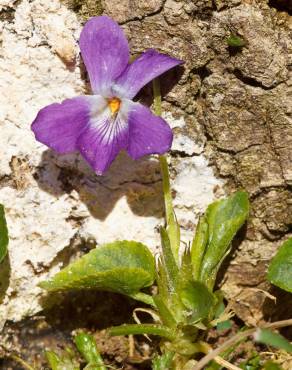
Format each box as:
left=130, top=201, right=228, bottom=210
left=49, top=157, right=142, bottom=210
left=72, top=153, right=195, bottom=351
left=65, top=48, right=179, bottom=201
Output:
left=267, top=238, right=292, bottom=293
left=255, top=328, right=292, bottom=353
left=74, top=332, right=106, bottom=370
left=191, top=216, right=209, bottom=280
left=239, top=352, right=261, bottom=370
left=39, top=240, right=155, bottom=295
left=158, top=229, right=186, bottom=322
left=179, top=281, right=215, bottom=323
left=199, top=191, right=249, bottom=288
left=213, top=299, right=232, bottom=331
left=263, top=361, right=283, bottom=370
left=160, top=228, right=179, bottom=290
left=156, top=257, right=169, bottom=301
left=129, top=291, right=155, bottom=306
left=153, top=294, right=177, bottom=328
left=152, top=351, right=174, bottom=370
left=217, top=319, right=232, bottom=331
left=46, top=349, right=79, bottom=370
left=0, top=204, right=8, bottom=263
left=46, top=351, right=61, bottom=370
left=179, top=247, right=193, bottom=287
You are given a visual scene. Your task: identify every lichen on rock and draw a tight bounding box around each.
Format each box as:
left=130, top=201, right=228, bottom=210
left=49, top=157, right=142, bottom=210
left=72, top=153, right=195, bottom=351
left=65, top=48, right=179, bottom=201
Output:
left=62, top=0, right=103, bottom=22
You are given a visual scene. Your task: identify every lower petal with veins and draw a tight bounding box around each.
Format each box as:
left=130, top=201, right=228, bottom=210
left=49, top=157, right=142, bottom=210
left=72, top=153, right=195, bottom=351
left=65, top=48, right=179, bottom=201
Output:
left=77, top=97, right=130, bottom=175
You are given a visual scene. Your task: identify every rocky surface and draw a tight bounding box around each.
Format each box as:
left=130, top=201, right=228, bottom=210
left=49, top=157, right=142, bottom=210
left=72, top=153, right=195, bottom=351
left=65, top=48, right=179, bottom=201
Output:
left=0, top=0, right=223, bottom=330
left=0, top=0, right=291, bottom=337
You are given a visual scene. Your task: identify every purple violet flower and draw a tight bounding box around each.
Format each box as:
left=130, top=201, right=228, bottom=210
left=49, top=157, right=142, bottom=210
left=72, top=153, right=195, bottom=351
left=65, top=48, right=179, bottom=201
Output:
left=31, top=16, right=183, bottom=175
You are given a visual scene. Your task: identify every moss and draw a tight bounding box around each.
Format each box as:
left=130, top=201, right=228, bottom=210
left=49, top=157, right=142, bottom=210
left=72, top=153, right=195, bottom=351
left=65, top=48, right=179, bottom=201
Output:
left=227, top=34, right=246, bottom=48
left=62, top=0, right=103, bottom=22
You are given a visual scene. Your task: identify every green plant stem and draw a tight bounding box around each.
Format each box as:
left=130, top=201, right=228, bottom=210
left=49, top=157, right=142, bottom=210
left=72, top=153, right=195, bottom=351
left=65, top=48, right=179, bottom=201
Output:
left=129, top=292, right=155, bottom=307
left=192, top=319, right=292, bottom=370
left=153, top=78, right=172, bottom=225
left=159, top=155, right=173, bottom=226
left=109, top=323, right=175, bottom=340
left=153, top=78, right=180, bottom=261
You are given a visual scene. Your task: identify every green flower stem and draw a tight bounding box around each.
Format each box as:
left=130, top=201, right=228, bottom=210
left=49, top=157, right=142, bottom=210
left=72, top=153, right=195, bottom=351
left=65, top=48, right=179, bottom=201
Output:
left=109, top=323, right=176, bottom=340
left=152, top=79, right=172, bottom=224
left=153, top=78, right=180, bottom=262
left=159, top=156, right=172, bottom=225
left=129, top=292, right=155, bottom=307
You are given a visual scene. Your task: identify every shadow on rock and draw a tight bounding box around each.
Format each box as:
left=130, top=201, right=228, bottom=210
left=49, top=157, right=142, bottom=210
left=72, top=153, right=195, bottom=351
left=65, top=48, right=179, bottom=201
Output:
left=33, top=66, right=184, bottom=220
left=263, top=285, right=292, bottom=340
left=41, top=289, right=137, bottom=331
left=34, top=149, right=164, bottom=221
left=215, top=222, right=248, bottom=289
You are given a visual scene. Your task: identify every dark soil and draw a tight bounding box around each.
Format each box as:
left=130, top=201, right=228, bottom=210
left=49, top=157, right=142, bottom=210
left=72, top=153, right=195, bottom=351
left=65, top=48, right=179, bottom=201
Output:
left=0, top=291, right=153, bottom=369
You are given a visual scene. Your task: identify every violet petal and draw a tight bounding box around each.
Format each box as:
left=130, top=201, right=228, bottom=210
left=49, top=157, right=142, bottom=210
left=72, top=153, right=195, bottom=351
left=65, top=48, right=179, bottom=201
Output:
left=127, top=102, right=173, bottom=159
left=115, top=49, right=183, bottom=99
left=79, top=16, right=129, bottom=95
left=31, top=96, right=92, bottom=153
left=77, top=101, right=130, bottom=175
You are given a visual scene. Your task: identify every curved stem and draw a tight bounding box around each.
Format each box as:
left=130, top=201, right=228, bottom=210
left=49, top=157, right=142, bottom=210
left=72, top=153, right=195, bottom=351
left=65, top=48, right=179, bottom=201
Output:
left=192, top=319, right=292, bottom=370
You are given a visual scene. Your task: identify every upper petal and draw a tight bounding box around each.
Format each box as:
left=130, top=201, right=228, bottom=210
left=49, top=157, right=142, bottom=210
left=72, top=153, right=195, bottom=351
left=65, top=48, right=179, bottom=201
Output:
left=31, top=96, right=94, bottom=153
left=127, top=102, right=173, bottom=159
left=79, top=16, right=129, bottom=95
left=77, top=99, right=130, bottom=175
left=114, top=49, right=183, bottom=99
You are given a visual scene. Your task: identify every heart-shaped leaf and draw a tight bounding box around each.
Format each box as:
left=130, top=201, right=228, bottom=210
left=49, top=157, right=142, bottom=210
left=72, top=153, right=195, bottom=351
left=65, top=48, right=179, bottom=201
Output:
left=0, top=204, right=8, bottom=264
left=40, top=241, right=155, bottom=295
left=267, top=238, right=292, bottom=293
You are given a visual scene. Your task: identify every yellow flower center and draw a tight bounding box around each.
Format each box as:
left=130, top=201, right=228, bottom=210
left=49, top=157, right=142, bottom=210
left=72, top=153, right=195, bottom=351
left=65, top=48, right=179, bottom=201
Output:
left=108, top=97, right=121, bottom=114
